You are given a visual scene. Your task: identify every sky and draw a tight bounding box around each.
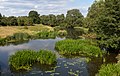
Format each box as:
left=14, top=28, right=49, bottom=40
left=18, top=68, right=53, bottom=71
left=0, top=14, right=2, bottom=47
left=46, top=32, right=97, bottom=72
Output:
left=0, top=0, right=94, bottom=17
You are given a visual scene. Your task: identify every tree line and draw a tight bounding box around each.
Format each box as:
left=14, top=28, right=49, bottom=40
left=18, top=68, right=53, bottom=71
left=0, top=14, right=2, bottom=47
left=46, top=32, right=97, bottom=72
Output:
left=0, top=9, right=84, bottom=28
left=0, top=0, right=120, bottom=53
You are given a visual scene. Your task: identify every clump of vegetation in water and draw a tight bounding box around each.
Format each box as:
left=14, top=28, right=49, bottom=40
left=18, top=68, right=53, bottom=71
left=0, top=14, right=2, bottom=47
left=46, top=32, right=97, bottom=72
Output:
left=0, top=38, right=7, bottom=45
left=55, top=39, right=104, bottom=57
left=37, top=50, right=56, bottom=65
left=6, top=32, right=30, bottom=42
left=36, top=31, right=57, bottom=39
left=96, top=63, right=120, bottom=76
left=9, top=49, right=56, bottom=70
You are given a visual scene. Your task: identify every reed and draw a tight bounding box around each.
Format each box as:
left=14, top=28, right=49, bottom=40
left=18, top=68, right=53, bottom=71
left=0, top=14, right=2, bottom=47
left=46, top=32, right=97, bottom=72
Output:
left=36, top=31, right=57, bottom=39
left=55, top=39, right=104, bottom=57
left=96, top=63, right=120, bottom=76
left=9, top=49, right=56, bottom=70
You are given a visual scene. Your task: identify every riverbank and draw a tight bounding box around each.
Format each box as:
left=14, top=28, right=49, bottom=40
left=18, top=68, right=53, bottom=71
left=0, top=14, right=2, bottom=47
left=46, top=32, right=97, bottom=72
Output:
left=0, top=24, right=54, bottom=38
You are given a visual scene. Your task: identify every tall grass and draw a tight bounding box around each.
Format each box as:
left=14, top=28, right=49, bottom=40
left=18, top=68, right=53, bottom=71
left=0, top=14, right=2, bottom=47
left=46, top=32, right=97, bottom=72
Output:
left=9, top=49, right=56, bottom=70
left=96, top=63, right=120, bottom=76
left=0, top=38, right=7, bottom=45
left=6, top=32, right=30, bottom=42
left=36, top=31, right=57, bottom=39
left=55, top=39, right=104, bottom=57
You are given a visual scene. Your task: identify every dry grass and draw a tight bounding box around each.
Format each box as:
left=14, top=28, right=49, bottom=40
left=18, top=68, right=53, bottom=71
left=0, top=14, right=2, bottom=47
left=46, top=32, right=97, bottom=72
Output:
left=0, top=24, right=54, bottom=38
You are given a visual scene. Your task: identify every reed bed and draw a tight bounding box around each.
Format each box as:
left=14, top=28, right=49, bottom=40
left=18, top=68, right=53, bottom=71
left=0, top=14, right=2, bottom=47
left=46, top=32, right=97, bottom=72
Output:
left=9, top=49, right=56, bottom=70
left=55, top=39, right=104, bottom=57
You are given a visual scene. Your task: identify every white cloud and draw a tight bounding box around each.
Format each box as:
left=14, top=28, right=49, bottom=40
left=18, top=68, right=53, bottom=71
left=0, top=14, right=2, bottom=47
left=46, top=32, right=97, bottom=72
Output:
left=0, top=0, right=91, bottom=16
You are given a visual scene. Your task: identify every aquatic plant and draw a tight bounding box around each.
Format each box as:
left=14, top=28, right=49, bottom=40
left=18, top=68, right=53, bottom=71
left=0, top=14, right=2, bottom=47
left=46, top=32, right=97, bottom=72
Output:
left=36, top=31, right=57, bottom=39
left=96, top=63, right=120, bottom=76
left=55, top=39, right=104, bottom=57
left=6, top=32, right=30, bottom=42
left=0, top=38, right=6, bottom=45
left=37, top=50, right=56, bottom=65
left=9, top=49, right=56, bottom=70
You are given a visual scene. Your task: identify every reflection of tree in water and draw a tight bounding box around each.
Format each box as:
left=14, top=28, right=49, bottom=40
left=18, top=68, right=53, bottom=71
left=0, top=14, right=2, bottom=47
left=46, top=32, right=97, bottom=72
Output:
left=66, top=28, right=83, bottom=39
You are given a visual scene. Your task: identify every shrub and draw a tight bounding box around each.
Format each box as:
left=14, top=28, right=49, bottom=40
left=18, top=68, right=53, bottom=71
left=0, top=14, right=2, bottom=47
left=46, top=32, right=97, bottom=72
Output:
left=36, top=31, right=57, bottom=39
left=55, top=39, right=104, bottom=57
left=0, top=38, right=6, bottom=45
left=96, top=63, right=120, bottom=76
left=6, top=32, right=30, bottom=41
left=9, top=49, right=56, bottom=70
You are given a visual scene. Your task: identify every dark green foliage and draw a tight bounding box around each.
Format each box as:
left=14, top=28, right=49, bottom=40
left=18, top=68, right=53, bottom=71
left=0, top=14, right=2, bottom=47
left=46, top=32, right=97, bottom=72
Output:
left=94, top=0, right=120, bottom=52
left=86, top=0, right=105, bottom=30
left=96, top=63, right=120, bottom=76
left=66, top=9, right=84, bottom=28
left=40, top=14, right=56, bottom=27
left=55, top=39, right=104, bottom=57
left=6, top=33, right=30, bottom=41
left=0, top=13, right=2, bottom=19
left=29, top=10, right=40, bottom=24
left=9, top=49, right=56, bottom=70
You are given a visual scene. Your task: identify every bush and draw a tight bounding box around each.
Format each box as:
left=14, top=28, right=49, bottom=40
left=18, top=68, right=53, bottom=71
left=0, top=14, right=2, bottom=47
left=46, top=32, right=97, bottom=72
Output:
left=0, top=38, right=6, bottom=45
left=55, top=39, right=104, bottom=57
left=36, top=31, right=57, bottom=39
left=9, top=49, right=56, bottom=70
left=96, top=63, right=120, bottom=76
left=6, top=32, right=30, bottom=41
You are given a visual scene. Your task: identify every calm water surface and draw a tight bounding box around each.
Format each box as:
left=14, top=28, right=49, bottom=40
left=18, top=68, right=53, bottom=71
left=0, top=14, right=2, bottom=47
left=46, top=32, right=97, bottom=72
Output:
left=0, top=37, right=117, bottom=76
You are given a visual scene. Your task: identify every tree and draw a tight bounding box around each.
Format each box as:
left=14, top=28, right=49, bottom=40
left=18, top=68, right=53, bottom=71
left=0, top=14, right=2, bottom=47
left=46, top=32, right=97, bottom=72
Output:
left=95, top=0, right=120, bottom=52
left=56, top=14, right=66, bottom=27
left=66, top=9, right=84, bottom=28
left=28, top=10, right=40, bottom=24
left=86, top=0, right=105, bottom=32
left=0, top=13, right=2, bottom=25
left=0, top=13, right=2, bottom=19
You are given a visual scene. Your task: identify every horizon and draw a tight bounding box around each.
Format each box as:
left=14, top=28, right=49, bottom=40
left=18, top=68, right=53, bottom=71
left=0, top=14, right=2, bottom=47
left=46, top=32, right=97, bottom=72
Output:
left=0, top=0, right=94, bottom=17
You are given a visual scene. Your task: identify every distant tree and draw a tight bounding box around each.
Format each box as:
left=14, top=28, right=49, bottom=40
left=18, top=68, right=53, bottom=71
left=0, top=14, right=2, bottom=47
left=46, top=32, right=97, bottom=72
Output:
left=0, top=13, right=2, bottom=25
left=56, top=14, right=66, bottom=27
left=17, top=17, right=25, bottom=26
left=48, top=14, right=56, bottom=27
left=28, top=10, right=40, bottom=24
left=0, top=13, right=2, bottom=19
left=66, top=9, right=84, bottom=28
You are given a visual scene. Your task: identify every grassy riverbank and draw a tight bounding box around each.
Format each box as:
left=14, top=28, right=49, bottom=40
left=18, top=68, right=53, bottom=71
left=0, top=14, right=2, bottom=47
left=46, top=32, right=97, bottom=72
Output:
left=0, top=24, right=54, bottom=38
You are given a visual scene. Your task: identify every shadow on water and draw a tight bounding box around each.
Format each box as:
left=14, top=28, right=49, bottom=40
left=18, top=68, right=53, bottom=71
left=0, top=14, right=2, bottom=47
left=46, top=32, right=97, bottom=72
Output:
left=66, top=28, right=83, bottom=39
left=87, top=53, right=118, bottom=76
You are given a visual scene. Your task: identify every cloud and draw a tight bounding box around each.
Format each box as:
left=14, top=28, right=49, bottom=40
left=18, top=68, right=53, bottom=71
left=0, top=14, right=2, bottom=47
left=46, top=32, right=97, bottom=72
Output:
left=0, top=0, right=92, bottom=16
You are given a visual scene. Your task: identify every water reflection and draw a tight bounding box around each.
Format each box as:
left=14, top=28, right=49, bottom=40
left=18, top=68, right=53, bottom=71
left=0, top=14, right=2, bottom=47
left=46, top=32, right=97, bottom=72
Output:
left=0, top=37, right=117, bottom=76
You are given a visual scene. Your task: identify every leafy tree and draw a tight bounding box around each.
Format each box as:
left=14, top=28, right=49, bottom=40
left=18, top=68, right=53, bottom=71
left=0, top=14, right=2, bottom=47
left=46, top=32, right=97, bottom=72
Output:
left=48, top=14, right=56, bottom=27
left=56, top=14, right=66, bottom=27
left=66, top=9, right=84, bottom=28
left=28, top=10, right=40, bottom=24
left=95, top=0, right=120, bottom=52
left=86, top=0, right=105, bottom=32
left=0, top=13, right=2, bottom=19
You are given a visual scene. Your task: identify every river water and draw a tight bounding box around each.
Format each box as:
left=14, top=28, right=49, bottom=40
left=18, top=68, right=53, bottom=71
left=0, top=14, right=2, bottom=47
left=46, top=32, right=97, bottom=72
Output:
left=0, top=37, right=117, bottom=76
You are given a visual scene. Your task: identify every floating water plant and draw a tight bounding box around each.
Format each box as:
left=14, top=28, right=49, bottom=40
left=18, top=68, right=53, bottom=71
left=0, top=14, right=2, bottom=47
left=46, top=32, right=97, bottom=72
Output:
left=9, top=49, right=57, bottom=70
left=55, top=39, right=104, bottom=57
